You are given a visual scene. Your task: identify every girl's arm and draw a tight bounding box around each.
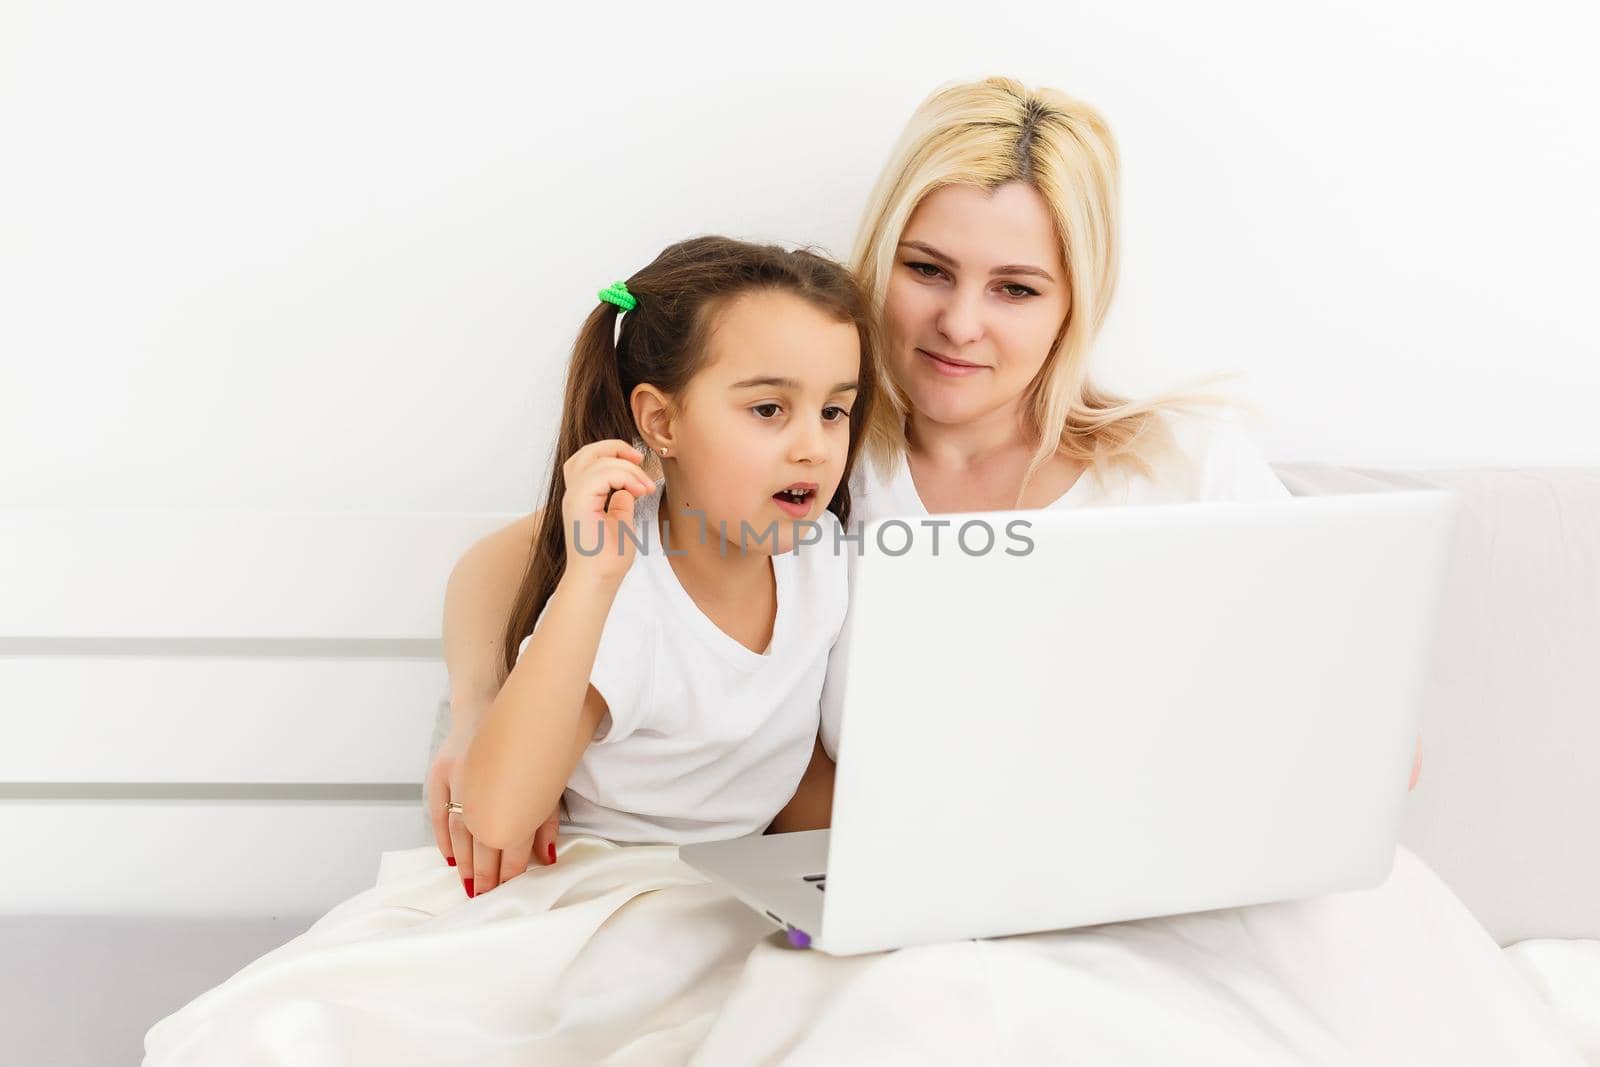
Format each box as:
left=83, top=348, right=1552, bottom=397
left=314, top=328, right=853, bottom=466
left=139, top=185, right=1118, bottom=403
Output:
left=441, top=511, right=542, bottom=726
left=767, top=734, right=836, bottom=833
left=459, top=570, right=617, bottom=850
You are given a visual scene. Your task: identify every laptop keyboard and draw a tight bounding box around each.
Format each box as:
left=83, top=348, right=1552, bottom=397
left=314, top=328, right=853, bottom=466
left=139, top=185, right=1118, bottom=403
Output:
left=803, top=873, right=826, bottom=892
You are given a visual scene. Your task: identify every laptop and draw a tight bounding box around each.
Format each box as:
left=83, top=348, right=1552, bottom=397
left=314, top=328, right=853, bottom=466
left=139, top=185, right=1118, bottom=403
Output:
left=681, top=490, right=1458, bottom=955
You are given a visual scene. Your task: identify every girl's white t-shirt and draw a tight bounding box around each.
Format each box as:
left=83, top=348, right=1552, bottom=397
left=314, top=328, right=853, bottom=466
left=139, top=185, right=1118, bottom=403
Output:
left=820, top=409, right=1290, bottom=759
left=519, top=483, right=849, bottom=845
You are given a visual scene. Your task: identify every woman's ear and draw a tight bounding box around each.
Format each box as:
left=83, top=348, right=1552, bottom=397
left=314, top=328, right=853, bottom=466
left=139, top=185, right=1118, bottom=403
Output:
left=630, top=384, right=676, bottom=456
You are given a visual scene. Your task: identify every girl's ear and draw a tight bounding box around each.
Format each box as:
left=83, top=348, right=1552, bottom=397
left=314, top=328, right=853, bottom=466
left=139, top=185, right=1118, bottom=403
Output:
left=630, top=384, right=677, bottom=456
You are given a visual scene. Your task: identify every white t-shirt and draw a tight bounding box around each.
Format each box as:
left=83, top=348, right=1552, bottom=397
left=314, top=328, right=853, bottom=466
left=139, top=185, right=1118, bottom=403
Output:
left=820, top=409, right=1289, bottom=758
left=518, top=483, right=849, bottom=845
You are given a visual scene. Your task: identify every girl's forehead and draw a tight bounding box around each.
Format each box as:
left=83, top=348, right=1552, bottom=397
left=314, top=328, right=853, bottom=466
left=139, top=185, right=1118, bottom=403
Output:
left=697, top=292, right=861, bottom=384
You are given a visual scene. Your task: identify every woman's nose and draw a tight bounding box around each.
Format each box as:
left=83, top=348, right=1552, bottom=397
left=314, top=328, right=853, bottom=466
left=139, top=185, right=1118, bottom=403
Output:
left=935, top=288, right=984, bottom=347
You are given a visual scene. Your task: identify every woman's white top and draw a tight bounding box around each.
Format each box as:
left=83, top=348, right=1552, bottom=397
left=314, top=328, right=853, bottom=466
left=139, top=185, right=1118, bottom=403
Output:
left=820, top=409, right=1290, bottom=759
left=518, top=482, right=849, bottom=845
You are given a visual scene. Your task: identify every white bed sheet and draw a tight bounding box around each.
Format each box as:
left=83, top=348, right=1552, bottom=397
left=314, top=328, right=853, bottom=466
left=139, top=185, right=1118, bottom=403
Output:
left=1505, top=938, right=1600, bottom=1062
left=144, top=839, right=1595, bottom=1065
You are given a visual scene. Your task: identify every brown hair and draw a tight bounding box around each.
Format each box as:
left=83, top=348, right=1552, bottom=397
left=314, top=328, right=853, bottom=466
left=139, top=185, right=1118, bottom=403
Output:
left=501, top=235, right=879, bottom=674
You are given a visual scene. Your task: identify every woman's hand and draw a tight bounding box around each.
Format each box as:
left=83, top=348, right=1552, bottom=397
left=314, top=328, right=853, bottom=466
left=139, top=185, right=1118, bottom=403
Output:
left=562, top=441, right=655, bottom=584
left=428, top=723, right=560, bottom=896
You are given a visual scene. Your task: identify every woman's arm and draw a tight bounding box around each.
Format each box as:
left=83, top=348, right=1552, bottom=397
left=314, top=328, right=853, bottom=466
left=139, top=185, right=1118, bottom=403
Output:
left=767, top=734, right=836, bottom=833
left=460, top=570, right=616, bottom=850
left=441, top=511, right=542, bottom=724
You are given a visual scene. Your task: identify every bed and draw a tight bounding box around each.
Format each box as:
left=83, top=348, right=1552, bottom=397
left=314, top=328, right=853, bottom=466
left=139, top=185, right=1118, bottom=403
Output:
left=4, top=464, right=1597, bottom=1063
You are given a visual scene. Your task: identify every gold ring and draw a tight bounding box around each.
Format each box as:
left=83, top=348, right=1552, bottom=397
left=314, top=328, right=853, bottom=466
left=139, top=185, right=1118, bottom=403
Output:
left=445, top=801, right=464, bottom=815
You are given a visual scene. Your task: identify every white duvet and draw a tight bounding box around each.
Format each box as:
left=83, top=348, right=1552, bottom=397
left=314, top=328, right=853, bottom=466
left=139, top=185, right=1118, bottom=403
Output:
left=144, top=839, right=1599, bottom=1065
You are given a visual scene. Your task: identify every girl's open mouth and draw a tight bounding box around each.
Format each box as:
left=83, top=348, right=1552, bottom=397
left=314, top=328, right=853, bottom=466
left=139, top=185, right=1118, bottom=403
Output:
left=772, top=485, right=817, bottom=517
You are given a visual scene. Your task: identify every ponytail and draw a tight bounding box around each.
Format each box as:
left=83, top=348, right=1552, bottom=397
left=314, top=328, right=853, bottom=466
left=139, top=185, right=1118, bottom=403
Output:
left=500, top=301, right=644, bottom=672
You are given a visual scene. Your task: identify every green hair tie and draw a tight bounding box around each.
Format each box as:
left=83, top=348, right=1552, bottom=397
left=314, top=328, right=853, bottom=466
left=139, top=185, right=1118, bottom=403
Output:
left=598, top=281, right=637, bottom=313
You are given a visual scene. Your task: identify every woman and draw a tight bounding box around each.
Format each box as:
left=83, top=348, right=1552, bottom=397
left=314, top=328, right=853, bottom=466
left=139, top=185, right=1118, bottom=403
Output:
left=429, top=77, right=1423, bottom=891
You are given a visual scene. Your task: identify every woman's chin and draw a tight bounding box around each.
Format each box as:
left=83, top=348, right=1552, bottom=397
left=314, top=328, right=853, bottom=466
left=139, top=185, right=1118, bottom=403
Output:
left=903, top=384, right=990, bottom=428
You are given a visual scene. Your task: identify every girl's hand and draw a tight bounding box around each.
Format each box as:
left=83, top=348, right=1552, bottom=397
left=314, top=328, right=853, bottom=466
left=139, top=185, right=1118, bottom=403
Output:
left=428, top=724, right=542, bottom=896
left=561, top=441, right=655, bottom=584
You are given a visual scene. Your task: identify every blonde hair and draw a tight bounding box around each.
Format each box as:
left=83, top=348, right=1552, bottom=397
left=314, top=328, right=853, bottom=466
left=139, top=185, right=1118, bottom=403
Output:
left=850, top=76, right=1244, bottom=501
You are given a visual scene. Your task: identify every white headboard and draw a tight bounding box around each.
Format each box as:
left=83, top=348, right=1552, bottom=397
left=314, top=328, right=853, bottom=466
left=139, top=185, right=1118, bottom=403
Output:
left=0, top=509, right=521, bottom=918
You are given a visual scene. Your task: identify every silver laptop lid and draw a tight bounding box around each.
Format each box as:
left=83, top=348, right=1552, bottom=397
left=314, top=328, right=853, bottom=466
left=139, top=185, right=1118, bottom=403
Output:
left=820, top=491, right=1456, bottom=955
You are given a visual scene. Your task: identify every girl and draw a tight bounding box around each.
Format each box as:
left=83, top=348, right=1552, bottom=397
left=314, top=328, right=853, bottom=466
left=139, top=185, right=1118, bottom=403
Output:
left=455, top=234, right=877, bottom=863
left=144, top=235, right=878, bottom=1065
left=144, top=235, right=879, bottom=1065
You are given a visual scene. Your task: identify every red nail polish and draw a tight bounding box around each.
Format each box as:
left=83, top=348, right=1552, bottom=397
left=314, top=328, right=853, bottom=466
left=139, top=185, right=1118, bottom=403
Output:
left=463, top=878, right=474, bottom=898
left=547, top=843, right=557, bottom=865
left=446, top=855, right=456, bottom=867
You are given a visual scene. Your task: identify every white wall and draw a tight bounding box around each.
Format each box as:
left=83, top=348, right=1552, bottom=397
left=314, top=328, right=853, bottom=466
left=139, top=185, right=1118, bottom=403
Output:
left=4, top=0, right=1597, bottom=516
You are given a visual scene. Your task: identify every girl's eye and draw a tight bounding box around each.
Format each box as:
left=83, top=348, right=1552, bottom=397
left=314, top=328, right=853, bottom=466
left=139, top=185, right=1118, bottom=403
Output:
left=907, top=261, right=944, bottom=280
left=822, top=406, right=849, bottom=422
left=752, top=403, right=782, bottom=419
left=1001, top=282, right=1040, bottom=299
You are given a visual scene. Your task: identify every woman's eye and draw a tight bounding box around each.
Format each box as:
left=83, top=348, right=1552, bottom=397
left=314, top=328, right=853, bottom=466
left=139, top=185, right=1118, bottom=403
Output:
left=1001, top=283, right=1039, bottom=299
left=752, top=403, right=782, bottom=419
left=907, top=261, right=944, bottom=279
left=822, top=406, right=849, bottom=422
